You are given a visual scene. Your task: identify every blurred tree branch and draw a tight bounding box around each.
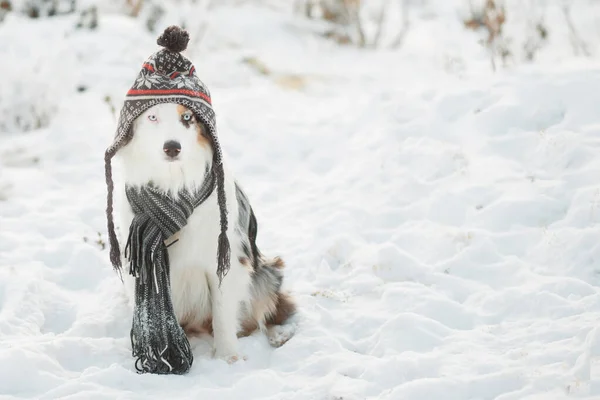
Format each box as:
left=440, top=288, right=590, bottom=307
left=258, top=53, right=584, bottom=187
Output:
left=562, top=3, right=590, bottom=57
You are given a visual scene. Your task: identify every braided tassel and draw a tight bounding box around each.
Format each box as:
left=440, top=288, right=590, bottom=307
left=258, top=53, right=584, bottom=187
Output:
left=214, top=162, right=231, bottom=287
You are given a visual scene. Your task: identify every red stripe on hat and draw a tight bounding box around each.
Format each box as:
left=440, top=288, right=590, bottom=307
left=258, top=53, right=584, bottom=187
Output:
left=126, top=89, right=211, bottom=104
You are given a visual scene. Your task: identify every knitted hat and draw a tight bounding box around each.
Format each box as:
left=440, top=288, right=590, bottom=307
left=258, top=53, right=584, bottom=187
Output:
left=105, top=25, right=230, bottom=283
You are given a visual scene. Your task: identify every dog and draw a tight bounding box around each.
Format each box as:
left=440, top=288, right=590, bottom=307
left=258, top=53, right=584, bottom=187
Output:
left=113, top=102, right=296, bottom=363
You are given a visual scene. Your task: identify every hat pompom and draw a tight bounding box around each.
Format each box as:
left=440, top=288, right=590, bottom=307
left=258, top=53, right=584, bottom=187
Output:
left=157, top=25, right=190, bottom=53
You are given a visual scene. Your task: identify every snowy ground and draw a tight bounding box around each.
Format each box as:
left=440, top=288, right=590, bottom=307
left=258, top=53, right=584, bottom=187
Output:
left=2, top=2, right=600, bottom=399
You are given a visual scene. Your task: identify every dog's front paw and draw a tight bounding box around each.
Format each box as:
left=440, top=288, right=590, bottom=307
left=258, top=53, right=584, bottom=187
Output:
left=213, top=342, right=246, bottom=364
left=224, top=354, right=247, bottom=364
left=214, top=349, right=246, bottom=364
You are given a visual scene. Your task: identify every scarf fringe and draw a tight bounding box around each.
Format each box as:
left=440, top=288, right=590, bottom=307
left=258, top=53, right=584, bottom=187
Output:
left=133, top=342, right=194, bottom=375
left=131, top=315, right=194, bottom=375
left=128, top=236, right=194, bottom=375
left=124, top=216, right=151, bottom=280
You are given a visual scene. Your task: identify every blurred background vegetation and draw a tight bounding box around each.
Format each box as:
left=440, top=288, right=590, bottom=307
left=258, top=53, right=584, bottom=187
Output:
left=0, top=0, right=596, bottom=65
left=0, top=0, right=598, bottom=135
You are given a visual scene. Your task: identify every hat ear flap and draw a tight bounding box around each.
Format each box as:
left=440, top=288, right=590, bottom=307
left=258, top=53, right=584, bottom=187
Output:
left=123, top=125, right=135, bottom=147
left=104, top=124, right=134, bottom=277
left=105, top=146, right=121, bottom=275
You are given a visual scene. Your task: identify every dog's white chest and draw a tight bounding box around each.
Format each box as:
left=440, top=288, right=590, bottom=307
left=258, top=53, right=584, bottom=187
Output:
left=166, top=197, right=221, bottom=270
left=164, top=200, right=222, bottom=323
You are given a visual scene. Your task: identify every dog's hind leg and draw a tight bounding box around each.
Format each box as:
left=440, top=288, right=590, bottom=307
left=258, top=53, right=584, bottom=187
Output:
left=234, top=182, right=297, bottom=346
left=248, top=257, right=297, bottom=347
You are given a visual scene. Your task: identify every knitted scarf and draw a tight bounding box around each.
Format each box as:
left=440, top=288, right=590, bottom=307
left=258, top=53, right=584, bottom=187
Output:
left=124, top=168, right=216, bottom=374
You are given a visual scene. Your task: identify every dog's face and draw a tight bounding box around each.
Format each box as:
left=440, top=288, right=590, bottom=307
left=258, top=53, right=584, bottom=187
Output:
left=120, top=103, right=213, bottom=190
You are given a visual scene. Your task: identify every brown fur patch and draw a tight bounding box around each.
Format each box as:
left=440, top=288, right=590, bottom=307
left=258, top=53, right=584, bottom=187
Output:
left=176, top=104, right=188, bottom=117
left=176, top=104, right=210, bottom=148
left=271, top=256, right=285, bottom=269
left=180, top=309, right=213, bottom=337
left=175, top=104, right=188, bottom=117
left=181, top=316, right=213, bottom=337
left=178, top=293, right=296, bottom=340
left=238, top=319, right=259, bottom=338
left=260, top=256, right=285, bottom=270
left=195, top=122, right=210, bottom=148
left=182, top=316, right=263, bottom=339
left=239, top=257, right=253, bottom=271
left=266, top=292, right=296, bottom=327
left=238, top=292, right=295, bottom=338
left=252, top=292, right=278, bottom=325
left=180, top=311, right=262, bottom=339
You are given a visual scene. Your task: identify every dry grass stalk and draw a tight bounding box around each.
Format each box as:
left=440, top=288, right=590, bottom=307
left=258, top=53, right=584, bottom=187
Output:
left=242, top=56, right=309, bottom=91
left=126, top=0, right=144, bottom=17
left=302, top=0, right=364, bottom=47
left=562, top=4, right=591, bottom=57
left=464, top=0, right=505, bottom=44
left=0, top=0, right=11, bottom=22
left=390, top=0, right=409, bottom=48
left=464, top=0, right=508, bottom=71
left=242, top=57, right=271, bottom=76
left=303, top=0, right=409, bottom=49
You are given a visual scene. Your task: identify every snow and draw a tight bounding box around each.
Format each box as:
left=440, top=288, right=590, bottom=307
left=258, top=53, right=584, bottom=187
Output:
left=1, top=1, right=600, bottom=399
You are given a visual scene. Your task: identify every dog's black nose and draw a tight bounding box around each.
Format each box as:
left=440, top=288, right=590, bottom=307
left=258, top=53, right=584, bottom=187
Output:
left=163, top=140, right=181, bottom=158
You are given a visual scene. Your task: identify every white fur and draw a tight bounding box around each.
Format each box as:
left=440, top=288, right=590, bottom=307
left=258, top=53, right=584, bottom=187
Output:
left=114, top=103, right=252, bottom=363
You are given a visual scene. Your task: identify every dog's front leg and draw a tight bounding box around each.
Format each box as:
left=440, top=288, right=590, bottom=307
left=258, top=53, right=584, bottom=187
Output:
left=207, top=263, right=249, bottom=363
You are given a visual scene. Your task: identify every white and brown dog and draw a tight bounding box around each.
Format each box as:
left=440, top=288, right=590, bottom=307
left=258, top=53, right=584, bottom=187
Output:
left=113, top=102, right=296, bottom=363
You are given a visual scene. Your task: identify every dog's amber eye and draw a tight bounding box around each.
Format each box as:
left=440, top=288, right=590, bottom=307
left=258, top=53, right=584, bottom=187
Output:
left=148, top=114, right=158, bottom=122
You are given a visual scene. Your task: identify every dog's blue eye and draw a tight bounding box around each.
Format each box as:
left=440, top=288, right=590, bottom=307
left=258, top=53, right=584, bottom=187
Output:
left=183, top=114, right=192, bottom=121
left=148, top=115, right=157, bottom=122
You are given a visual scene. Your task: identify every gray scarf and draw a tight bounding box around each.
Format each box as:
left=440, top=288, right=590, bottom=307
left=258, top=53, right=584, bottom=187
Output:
left=124, top=167, right=216, bottom=374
